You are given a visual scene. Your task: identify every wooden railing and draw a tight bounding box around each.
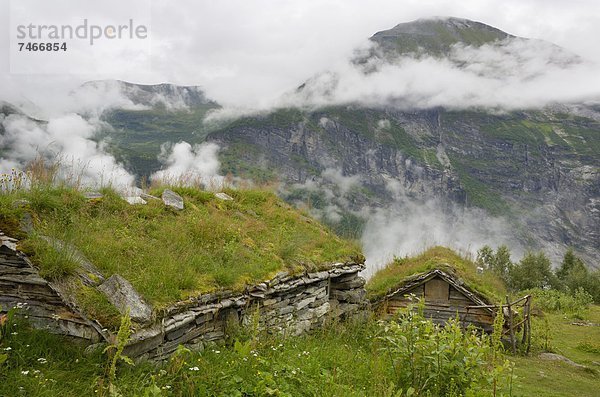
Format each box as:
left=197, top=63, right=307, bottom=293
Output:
left=466, top=295, right=532, bottom=354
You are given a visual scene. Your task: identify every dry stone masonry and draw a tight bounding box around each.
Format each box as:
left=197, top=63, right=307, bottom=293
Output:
left=126, top=262, right=368, bottom=360
left=0, top=231, right=103, bottom=341
left=0, top=229, right=369, bottom=360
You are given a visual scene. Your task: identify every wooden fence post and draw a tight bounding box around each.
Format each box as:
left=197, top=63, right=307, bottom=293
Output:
left=525, top=296, right=531, bottom=354
left=506, top=295, right=516, bottom=354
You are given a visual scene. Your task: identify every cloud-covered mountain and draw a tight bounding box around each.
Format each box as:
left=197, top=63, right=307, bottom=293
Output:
left=1, top=17, right=598, bottom=272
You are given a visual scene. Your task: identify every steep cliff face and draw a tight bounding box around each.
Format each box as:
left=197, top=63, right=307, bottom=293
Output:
left=208, top=106, right=599, bottom=268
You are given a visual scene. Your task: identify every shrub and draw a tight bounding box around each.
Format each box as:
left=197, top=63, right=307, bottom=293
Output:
left=526, top=288, right=592, bottom=317
left=376, top=298, right=512, bottom=396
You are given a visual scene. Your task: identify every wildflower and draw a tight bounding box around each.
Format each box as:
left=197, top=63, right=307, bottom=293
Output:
left=11, top=332, right=18, bottom=336
left=214, top=350, right=220, bottom=354
left=37, top=358, right=47, bottom=364
left=21, top=370, right=29, bottom=375
left=188, top=366, right=199, bottom=371
left=3, top=347, right=12, bottom=351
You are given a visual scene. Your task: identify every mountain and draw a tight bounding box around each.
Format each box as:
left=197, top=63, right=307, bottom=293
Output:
left=368, top=17, right=514, bottom=59
left=1, top=18, right=598, bottom=268
left=79, top=80, right=216, bottom=110
left=204, top=19, right=598, bottom=267
left=81, top=81, right=221, bottom=176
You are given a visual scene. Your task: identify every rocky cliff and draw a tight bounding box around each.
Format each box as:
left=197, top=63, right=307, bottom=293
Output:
left=209, top=106, right=599, bottom=268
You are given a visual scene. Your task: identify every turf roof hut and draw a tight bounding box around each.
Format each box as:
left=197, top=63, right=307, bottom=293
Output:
left=0, top=187, right=369, bottom=359
left=375, top=269, right=496, bottom=332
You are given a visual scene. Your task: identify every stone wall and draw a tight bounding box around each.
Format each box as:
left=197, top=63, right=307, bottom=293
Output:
left=127, top=263, right=368, bottom=360
left=0, top=232, right=103, bottom=341
left=0, top=229, right=369, bottom=359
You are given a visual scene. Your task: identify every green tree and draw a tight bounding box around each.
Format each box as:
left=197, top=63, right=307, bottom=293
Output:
left=477, top=245, right=513, bottom=285
left=509, top=252, right=558, bottom=291
left=557, top=249, right=600, bottom=303
left=556, top=248, right=585, bottom=280
left=477, top=245, right=494, bottom=269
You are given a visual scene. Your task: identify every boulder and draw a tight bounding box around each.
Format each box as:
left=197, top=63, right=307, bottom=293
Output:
left=161, top=189, right=184, bottom=210
left=97, top=274, right=153, bottom=323
left=215, top=192, right=233, bottom=201
left=140, top=192, right=160, bottom=201
left=19, top=213, right=33, bottom=233
left=538, top=353, right=586, bottom=369
left=123, top=196, right=147, bottom=205
left=83, top=192, right=103, bottom=200
left=11, top=199, right=30, bottom=208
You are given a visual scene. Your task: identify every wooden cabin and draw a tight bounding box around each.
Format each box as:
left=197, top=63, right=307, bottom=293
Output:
left=376, top=269, right=496, bottom=332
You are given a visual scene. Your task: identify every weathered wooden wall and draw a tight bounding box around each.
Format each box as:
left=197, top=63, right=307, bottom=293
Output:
left=382, top=276, right=494, bottom=332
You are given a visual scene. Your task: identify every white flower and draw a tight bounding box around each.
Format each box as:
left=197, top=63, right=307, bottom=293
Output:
left=214, top=350, right=220, bottom=354
left=3, top=347, right=11, bottom=351
left=21, top=370, right=29, bottom=375
left=37, top=358, right=47, bottom=364
left=188, top=366, right=199, bottom=371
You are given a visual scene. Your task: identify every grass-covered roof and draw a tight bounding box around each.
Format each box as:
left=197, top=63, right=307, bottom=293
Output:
left=0, top=185, right=362, bottom=315
left=366, top=246, right=506, bottom=302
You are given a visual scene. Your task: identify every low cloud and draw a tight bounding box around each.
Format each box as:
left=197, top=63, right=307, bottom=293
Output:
left=285, top=37, right=600, bottom=111
left=360, top=198, right=524, bottom=278
left=280, top=167, right=523, bottom=277
left=0, top=113, right=135, bottom=189
left=151, top=141, right=225, bottom=188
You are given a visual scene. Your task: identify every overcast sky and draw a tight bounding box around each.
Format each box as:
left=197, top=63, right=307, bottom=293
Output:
left=1, top=0, right=600, bottom=109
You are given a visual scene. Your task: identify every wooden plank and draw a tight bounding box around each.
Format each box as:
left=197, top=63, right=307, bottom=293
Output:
left=424, top=278, right=450, bottom=301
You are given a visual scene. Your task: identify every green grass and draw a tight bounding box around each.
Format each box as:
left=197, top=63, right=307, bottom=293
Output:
left=511, top=306, right=600, bottom=396
left=0, top=307, right=513, bottom=397
left=2, top=307, right=598, bottom=397
left=0, top=186, right=361, bottom=312
left=2, top=274, right=598, bottom=396
left=366, top=246, right=507, bottom=302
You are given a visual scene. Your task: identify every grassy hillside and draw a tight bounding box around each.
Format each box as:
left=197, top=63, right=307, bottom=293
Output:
left=99, top=105, right=219, bottom=177
left=0, top=186, right=361, bottom=312
left=366, top=246, right=507, bottom=302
